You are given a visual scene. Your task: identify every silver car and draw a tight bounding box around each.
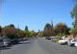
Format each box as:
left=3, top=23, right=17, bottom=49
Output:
left=0, top=39, right=4, bottom=47
left=68, top=39, right=77, bottom=47
left=0, top=39, right=10, bottom=47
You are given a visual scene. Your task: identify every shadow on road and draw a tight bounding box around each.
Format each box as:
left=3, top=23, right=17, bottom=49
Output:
left=0, top=47, right=11, bottom=50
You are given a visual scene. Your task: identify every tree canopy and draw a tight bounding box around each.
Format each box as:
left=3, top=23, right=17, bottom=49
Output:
left=71, top=4, right=77, bottom=34
left=54, top=23, right=70, bottom=36
left=43, top=23, right=54, bottom=36
left=25, top=26, right=28, bottom=31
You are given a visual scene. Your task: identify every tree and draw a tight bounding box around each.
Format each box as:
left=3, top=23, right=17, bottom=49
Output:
left=71, top=4, right=77, bottom=35
left=25, top=26, right=28, bottom=31
left=43, top=23, right=54, bottom=36
left=0, top=26, right=2, bottom=33
left=0, top=26, right=2, bottom=36
left=71, top=4, right=77, bottom=27
left=16, top=29, right=26, bottom=38
left=30, top=30, right=37, bottom=37
left=37, top=31, right=43, bottom=37
left=3, top=24, right=17, bottom=39
left=54, top=23, right=70, bottom=36
left=9, top=24, right=15, bottom=28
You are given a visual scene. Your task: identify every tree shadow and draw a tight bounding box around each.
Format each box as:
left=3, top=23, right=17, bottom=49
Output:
left=0, top=47, right=11, bottom=50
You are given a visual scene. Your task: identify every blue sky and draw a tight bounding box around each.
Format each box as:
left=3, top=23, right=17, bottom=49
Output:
left=0, top=0, right=74, bottom=31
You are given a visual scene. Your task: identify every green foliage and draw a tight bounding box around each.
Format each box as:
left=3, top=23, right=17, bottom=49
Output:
left=37, top=31, right=43, bottom=37
left=25, top=31, right=37, bottom=37
left=71, top=4, right=77, bottom=27
left=0, top=26, right=2, bottom=33
left=70, top=27, right=77, bottom=34
left=54, top=23, right=70, bottom=35
left=16, top=29, right=26, bottom=38
left=56, top=33, right=65, bottom=37
left=71, top=4, right=77, bottom=18
left=43, top=23, right=54, bottom=36
left=3, top=24, right=18, bottom=39
left=7, top=34, right=18, bottom=39
left=25, top=26, right=28, bottom=31
left=2, top=24, right=36, bottom=39
left=0, top=22, right=70, bottom=39
left=71, top=4, right=77, bottom=34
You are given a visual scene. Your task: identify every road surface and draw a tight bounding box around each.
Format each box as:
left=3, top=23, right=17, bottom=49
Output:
left=0, top=38, right=77, bottom=54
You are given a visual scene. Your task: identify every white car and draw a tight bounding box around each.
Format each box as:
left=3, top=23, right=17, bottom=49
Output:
left=74, top=42, right=77, bottom=47
left=58, top=39, right=68, bottom=45
left=68, top=39, right=77, bottom=47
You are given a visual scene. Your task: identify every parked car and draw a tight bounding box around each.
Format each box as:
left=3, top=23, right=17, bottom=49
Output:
left=68, top=39, right=77, bottom=47
left=0, top=38, right=12, bottom=47
left=23, top=38, right=29, bottom=41
left=18, top=38, right=30, bottom=44
left=46, top=37, right=51, bottom=40
left=10, top=39, right=20, bottom=45
left=74, top=42, right=77, bottom=47
left=58, top=39, right=68, bottom=45
left=3, top=39, right=12, bottom=47
left=0, top=39, right=4, bottom=48
left=50, top=36, right=57, bottom=41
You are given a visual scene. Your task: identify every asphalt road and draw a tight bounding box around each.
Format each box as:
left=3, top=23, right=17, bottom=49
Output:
left=0, top=38, right=77, bottom=54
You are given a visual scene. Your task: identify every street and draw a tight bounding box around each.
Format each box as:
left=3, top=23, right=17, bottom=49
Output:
left=0, top=38, right=77, bottom=54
